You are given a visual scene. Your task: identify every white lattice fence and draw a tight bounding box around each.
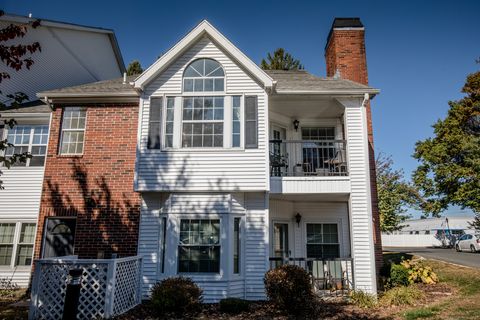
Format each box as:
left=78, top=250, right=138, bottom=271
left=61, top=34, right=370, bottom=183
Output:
left=29, top=256, right=142, bottom=320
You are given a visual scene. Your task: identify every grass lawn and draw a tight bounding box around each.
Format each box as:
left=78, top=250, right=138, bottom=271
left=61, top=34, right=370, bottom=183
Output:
left=399, top=258, right=480, bottom=320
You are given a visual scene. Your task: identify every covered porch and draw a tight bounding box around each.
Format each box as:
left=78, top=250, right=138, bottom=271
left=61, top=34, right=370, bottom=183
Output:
left=269, top=194, right=353, bottom=294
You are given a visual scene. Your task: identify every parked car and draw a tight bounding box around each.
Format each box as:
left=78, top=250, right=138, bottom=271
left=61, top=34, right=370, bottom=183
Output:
left=455, top=234, right=480, bottom=253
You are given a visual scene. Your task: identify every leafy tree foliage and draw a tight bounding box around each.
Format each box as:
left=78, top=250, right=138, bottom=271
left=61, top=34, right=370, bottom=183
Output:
left=0, top=10, right=41, bottom=187
left=126, top=60, right=143, bottom=76
left=376, top=153, right=423, bottom=232
left=260, top=48, right=303, bottom=71
left=413, top=68, right=480, bottom=223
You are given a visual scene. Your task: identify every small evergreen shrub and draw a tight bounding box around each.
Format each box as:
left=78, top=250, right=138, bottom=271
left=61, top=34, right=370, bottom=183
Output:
left=264, top=264, right=314, bottom=315
left=389, top=263, right=410, bottom=287
left=349, top=290, right=377, bottom=308
left=150, top=277, right=203, bottom=316
left=379, top=286, right=424, bottom=306
left=219, top=297, right=249, bottom=314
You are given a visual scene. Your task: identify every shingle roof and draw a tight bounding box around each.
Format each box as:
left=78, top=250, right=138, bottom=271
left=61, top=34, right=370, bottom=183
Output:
left=38, top=70, right=378, bottom=98
left=0, top=100, right=51, bottom=113
left=265, top=70, right=379, bottom=94
left=37, top=75, right=138, bottom=98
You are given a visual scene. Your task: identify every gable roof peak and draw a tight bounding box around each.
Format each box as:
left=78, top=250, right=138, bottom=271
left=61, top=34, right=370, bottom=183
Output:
left=133, top=20, right=273, bottom=90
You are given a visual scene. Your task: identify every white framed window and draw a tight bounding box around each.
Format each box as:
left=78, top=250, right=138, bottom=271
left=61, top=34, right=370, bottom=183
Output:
left=233, top=217, right=241, bottom=274
left=232, top=96, right=241, bottom=148
left=59, top=108, right=86, bottom=155
left=164, top=97, right=175, bottom=148
left=0, top=222, right=36, bottom=267
left=182, top=96, right=224, bottom=148
left=178, top=219, right=220, bottom=273
left=183, top=58, right=225, bottom=93
left=5, top=125, right=49, bottom=167
left=306, top=223, right=340, bottom=259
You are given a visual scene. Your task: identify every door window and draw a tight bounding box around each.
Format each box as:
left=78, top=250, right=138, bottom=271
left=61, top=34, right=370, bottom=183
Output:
left=272, top=223, right=289, bottom=257
left=43, top=218, right=76, bottom=258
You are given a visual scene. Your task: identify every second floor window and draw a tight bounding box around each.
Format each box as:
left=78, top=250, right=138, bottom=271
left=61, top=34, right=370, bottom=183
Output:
left=60, top=108, right=86, bottom=155
left=5, top=125, right=49, bottom=167
left=183, top=58, right=225, bottom=93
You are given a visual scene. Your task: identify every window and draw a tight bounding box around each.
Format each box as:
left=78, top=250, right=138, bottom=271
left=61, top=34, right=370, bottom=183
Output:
left=43, top=218, right=76, bottom=258
left=178, top=219, right=220, bottom=273
left=301, top=127, right=335, bottom=140
left=302, top=127, right=336, bottom=173
left=5, top=125, right=49, bottom=166
left=244, top=96, right=258, bottom=148
left=182, top=97, right=224, bottom=147
left=183, top=58, right=225, bottom=93
left=273, top=223, right=289, bottom=257
left=148, top=97, right=163, bottom=149
left=233, top=217, right=240, bottom=274
left=306, top=223, right=340, bottom=259
left=232, top=96, right=241, bottom=147
left=0, top=222, right=36, bottom=267
left=165, top=97, right=175, bottom=148
left=60, top=108, right=86, bottom=155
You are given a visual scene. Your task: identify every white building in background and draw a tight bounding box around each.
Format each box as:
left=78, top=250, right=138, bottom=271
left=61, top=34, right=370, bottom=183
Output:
left=382, top=216, right=475, bottom=247
left=0, top=13, right=125, bottom=286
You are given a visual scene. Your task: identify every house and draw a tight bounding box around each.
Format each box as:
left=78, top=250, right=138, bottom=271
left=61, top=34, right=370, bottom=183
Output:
left=0, top=13, right=125, bottom=286
left=32, top=18, right=382, bottom=301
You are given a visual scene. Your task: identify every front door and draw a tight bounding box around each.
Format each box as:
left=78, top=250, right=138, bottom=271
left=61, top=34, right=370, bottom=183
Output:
left=43, top=218, right=76, bottom=258
left=272, top=223, right=290, bottom=258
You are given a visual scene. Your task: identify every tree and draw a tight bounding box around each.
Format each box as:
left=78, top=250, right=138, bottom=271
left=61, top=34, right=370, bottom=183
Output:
left=126, top=60, right=143, bottom=76
left=413, top=67, right=480, bottom=223
left=376, top=153, right=423, bottom=232
left=0, top=11, right=41, bottom=188
left=260, top=48, right=303, bottom=71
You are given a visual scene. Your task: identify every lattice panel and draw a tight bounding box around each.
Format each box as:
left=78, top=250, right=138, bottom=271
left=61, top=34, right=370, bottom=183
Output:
left=76, top=263, right=108, bottom=319
left=112, top=259, right=141, bottom=316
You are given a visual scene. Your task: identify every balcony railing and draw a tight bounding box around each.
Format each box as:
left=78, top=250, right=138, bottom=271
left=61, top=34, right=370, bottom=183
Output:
left=269, top=257, right=354, bottom=296
left=269, top=140, right=348, bottom=177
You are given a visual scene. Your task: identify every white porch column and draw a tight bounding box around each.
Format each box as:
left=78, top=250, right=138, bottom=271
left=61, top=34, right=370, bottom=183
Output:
left=337, top=97, right=377, bottom=294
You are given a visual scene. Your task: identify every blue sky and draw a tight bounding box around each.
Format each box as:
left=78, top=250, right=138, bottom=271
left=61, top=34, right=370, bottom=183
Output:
left=4, top=0, right=479, bottom=217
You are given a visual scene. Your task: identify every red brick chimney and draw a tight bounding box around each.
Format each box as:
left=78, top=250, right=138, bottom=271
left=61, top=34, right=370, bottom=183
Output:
left=325, top=18, right=383, bottom=275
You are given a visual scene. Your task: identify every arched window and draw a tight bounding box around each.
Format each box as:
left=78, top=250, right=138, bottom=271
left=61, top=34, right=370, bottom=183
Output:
left=183, top=58, right=225, bottom=92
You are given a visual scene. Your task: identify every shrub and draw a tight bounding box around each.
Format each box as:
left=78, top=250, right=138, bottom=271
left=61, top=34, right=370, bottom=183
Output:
left=264, top=264, right=314, bottom=315
left=150, top=277, right=203, bottom=316
left=379, top=286, right=424, bottom=306
left=349, top=290, right=377, bottom=308
left=401, top=260, right=438, bottom=285
left=389, top=263, right=410, bottom=287
left=219, top=297, right=249, bottom=314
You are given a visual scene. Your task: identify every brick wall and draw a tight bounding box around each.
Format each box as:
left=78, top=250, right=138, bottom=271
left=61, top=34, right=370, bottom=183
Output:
left=325, top=27, right=384, bottom=274
left=34, top=103, right=141, bottom=259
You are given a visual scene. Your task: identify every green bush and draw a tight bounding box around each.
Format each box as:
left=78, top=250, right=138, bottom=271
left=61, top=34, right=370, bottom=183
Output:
left=150, top=277, right=203, bottom=316
left=219, top=297, right=249, bottom=314
left=401, top=260, right=438, bottom=285
left=389, top=263, right=410, bottom=287
left=264, top=264, right=314, bottom=315
left=379, top=286, right=424, bottom=306
left=349, top=290, right=377, bottom=308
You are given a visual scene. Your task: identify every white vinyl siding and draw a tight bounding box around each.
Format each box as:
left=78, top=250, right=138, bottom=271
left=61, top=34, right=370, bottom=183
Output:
left=136, top=36, right=267, bottom=192
left=138, top=192, right=268, bottom=302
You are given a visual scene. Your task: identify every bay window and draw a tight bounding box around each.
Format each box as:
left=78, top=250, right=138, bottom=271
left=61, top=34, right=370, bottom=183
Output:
left=178, top=219, right=220, bottom=273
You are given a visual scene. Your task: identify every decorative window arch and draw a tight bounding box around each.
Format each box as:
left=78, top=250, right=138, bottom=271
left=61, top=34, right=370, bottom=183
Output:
left=183, top=58, right=225, bottom=92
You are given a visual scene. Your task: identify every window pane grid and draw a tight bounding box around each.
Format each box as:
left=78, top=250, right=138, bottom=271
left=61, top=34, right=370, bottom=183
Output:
left=183, top=59, right=225, bottom=93
left=5, top=125, right=48, bottom=166
left=178, top=219, right=220, bottom=273
left=233, top=218, right=240, bottom=274
left=306, top=223, right=340, bottom=259
left=60, top=108, right=86, bottom=155
left=0, top=223, right=36, bottom=266
left=165, top=97, right=175, bottom=148
left=182, top=97, right=224, bottom=148
left=232, top=96, right=241, bottom=147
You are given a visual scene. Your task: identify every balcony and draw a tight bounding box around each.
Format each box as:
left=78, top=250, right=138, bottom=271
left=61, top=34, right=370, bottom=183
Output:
left=269, top=140, right=350, bottom=194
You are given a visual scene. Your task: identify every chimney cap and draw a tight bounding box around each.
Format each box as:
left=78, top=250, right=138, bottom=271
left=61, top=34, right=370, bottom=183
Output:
left=331, top=17, right=364, bottom=29
left=325, top=17, right=364, bottom=52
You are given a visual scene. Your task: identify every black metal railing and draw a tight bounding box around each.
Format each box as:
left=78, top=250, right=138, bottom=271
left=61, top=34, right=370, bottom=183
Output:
left=269, top=257, right=354, bottom=296
left=269, top=140, right=348, bottom=177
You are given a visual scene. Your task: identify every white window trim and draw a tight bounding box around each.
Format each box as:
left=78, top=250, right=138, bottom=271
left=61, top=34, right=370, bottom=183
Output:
left=0, top=220, right=37, bottom=270
left=230, top=215, right=244, bottom=278
left=270, top=219, right=294, bottom=258
left=3, top=125, right=49, bottom=167
left=301, top=219, right=344, bottom=258
left=59, top=107, right=87, bottom=156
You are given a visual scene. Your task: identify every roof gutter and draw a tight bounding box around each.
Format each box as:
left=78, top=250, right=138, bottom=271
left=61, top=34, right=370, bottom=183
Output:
left=274, top=89, right=380, bottom=97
